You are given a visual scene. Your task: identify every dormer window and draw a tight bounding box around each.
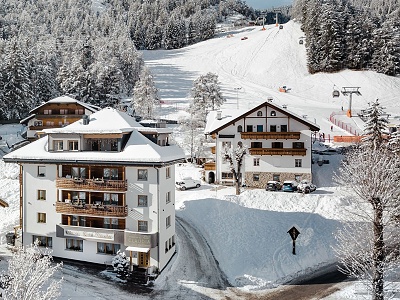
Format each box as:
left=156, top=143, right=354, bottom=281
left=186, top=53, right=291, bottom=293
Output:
left=68, top=141, right=79, bottom=151
left=257, top=111, right=263, bottom=116
left=54, top=140, right=63, bottom=151
left=271, top=111, right=276, bottom=116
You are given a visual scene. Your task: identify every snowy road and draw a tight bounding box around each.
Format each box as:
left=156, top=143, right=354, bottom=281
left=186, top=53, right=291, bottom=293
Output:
left=150, top=216, right=238, bottom=299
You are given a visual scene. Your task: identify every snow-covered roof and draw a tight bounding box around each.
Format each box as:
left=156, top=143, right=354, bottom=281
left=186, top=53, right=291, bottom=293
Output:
left=4, top=108, right=185, bottom=166
left=29, top=95, right=100, bottom=114
left=19, top=114, right=35, bottom=124
left=205, top=101, right=320, bottom=134
left=43, top=107, right=142, bottom=134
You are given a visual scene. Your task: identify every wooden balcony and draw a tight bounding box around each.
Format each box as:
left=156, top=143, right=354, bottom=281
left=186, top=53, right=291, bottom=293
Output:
left=241, top=132, right=301, bottom=140
left=249, top=148, right=307, bottom=156
left=55, top=202, right=128, bottom=217
left=56, top=178, right=128, bottom=191
left=204, top=162, right=216, bottom=170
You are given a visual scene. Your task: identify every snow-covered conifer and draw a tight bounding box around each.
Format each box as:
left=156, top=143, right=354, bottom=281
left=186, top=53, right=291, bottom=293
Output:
left=112, top=250, right=129, bottom=278
left=361, top=99, right=389, bottom=149
left=132, top=66, right=159, bottom=119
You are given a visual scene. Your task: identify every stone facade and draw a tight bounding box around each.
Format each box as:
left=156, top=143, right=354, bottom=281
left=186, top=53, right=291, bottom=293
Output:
left=244, top=172, right=312, bottom=189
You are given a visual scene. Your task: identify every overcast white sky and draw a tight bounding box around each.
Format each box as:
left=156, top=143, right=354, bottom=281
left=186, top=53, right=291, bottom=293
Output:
left=245, top=0, right=293, bottom=9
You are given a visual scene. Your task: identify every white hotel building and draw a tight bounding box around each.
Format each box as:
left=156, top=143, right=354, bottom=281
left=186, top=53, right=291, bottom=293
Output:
left=4, top=108, right=185, bottom=273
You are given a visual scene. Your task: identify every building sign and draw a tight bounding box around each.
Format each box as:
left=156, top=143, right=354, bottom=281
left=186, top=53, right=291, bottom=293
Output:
left=125, top=232, right=152, bottom=248
left=65, top=229, right=114, bottom=241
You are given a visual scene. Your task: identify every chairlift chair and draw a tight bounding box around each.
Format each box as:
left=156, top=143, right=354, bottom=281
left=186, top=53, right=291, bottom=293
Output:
left=332, top=90, right=340, bottom=98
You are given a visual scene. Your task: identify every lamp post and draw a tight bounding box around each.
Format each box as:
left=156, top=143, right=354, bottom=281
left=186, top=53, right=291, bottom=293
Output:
left=234, top=87, right=242, bottom=109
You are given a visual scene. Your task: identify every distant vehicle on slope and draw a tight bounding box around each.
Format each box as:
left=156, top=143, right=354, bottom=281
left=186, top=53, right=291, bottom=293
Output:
left=241, top=36, right=248, bottom=40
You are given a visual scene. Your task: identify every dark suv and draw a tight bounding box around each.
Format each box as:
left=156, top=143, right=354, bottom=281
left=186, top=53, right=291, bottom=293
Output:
left=266, top=181, right=282, bottom=191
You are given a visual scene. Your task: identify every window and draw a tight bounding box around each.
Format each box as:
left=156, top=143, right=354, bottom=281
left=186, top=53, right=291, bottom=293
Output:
left=295, top=159, right=302, bottom=167
left=272, top=142, right=283, bottom=148
left=72, top=191, right=86, bottom=203
left=37, top=213, right=46, bottom=223
left=72, top=167, right=86, bottom=179
left=256, top=125, right=263, bottom=132
left=72, top=215, right=78, bottom=226
left=111, top=218, right=118, bottom=229
left=34, top=120, right=43, bottom=126
left=253, top=158, right=260, bottom=166
left=166, top=216, right=171, bottom=228
left=104, top=193, right=118, bottom=205
left=66, top=239, right=83, bottom=251
left=281, top=125, right=288, bottom=132
left=68, top=140, right=79, bottom=151
left=257, top=111, right=263, bottom=116
left=138, top=169, right=148, bottom=181
left=221, top=172, right=233, bottom=179
left=165, top=241, right=168, bottom=253
left=246, top=125, right=253, bottom=132
left=46, top=121, right=54, bottom=126
left=270, top=125, right=277, bottom=132
left=110, top=139, right=118, bottom=151
left=33, top=235, right=52, bottom=248
left=251, top=142, right=262, bottom=148
left=37, top=166, right=46, bottom=177
left=295, top=175, right=301, bottom=182
left=166, top=191, right=171, bottom=204
left=271, top=111, right=276, bottom=116
left=54, top=140, right=63, bottom=151
left=60, top=109, right=69, bottom=114
left=253, top=174, right=260, bottom=181
left=222, top=141, right=231, bottom=149
left=237, top=125, right=243, bottom=132
left=104, top=168, right=118, bottom=180
left=97, top=242, right=120, bottom=255
left=75, top=109, right=84, bottom=115
left=166, top=167, right=171, bottom=179
left=138, top=195, right=148, bottom=207
left=293, top=142, right=304, bottom=149
left=38, top=190, right=46, bottom=200
left=138, top=220, right=148, bottom=232
left=43, top=109, right=52, bottom=115
left=273, top=174, right=280, bottom=181
left=104, top=218, right=111, bottom=229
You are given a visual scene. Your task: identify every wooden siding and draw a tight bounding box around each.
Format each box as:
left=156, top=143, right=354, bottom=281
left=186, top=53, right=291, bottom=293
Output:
left=249, top=148, right=307, bottom=156
left=241, top=132, right=301, bottom=140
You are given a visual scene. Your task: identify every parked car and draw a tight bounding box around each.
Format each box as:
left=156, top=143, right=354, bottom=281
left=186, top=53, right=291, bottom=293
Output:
left=266, top=181, right=282, bottom=191
left=297, top=180, right=317, bottom=194
left=241, top=36, right=248, bottom=40
left=282, top=181, right=298, bottom=192
left=175, top=177, right=201, bottom=190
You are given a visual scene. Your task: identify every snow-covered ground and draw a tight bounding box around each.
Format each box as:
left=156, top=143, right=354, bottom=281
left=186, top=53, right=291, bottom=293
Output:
left=1, top=20, right=400, bottom=299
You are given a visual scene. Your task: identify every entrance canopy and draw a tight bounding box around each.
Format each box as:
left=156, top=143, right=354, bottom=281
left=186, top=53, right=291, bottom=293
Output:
left=126, top=246, right=150, bottom=253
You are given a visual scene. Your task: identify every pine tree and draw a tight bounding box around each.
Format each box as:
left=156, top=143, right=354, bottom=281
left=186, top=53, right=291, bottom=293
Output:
left=361, top=99, right=389, bottom=149
left=132, top=66, right=159, bottom=119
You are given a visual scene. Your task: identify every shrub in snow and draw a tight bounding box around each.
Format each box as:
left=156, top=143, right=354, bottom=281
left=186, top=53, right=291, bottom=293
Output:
left=1, top=241, right=63, bottom=300
left=112, top=250, right=129, bottom=278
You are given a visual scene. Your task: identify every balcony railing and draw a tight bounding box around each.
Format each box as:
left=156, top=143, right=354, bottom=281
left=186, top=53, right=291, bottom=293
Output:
left=241, top=132, right=301, bottom=140
left=249, top=148, right=307, bottom=156
left=56, top=178, right=127, bottom=191
left=55, top=202, right=128, bottom=217
left=204, top=162, right=216, bottom=170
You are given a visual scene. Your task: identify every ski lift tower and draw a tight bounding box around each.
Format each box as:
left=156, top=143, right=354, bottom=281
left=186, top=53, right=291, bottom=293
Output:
left=342, top=87, right=361, bottom=117
left=261, top=10, right=267, bottom=30
left=273, top=8, right=281, bottom=27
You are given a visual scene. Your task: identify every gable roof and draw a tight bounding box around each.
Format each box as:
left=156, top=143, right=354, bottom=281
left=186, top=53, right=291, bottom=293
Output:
left=29, top=95, right=100, bottom=114
left=4, top=107, right=185, bottom=166
left=205, top=101, right=320, bottom=134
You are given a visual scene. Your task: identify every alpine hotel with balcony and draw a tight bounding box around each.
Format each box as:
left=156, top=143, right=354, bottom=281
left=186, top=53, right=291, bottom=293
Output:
left=4, top=108, right=185, bottom=274
left=204, top=101, right=320, bottom=187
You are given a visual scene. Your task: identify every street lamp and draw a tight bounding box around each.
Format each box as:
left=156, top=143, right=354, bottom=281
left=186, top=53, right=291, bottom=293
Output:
left=234, top=87, right=242, bottom=109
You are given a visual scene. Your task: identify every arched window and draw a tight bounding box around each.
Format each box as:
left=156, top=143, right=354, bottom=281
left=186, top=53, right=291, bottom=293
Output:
left=237, top=125, right=243, bottom=132
left=271, top=111, right=276, bottom=116
left=257, top=111, right=263, bottom=116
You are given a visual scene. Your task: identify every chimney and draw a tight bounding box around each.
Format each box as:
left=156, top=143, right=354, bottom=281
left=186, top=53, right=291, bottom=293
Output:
left=82, top=115, right=89, bottom=125
left=216, top=111, right=222, bottom=120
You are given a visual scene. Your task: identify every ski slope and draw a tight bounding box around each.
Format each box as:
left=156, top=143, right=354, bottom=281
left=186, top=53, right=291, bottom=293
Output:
left=143, top=21, right=400, bottom=134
